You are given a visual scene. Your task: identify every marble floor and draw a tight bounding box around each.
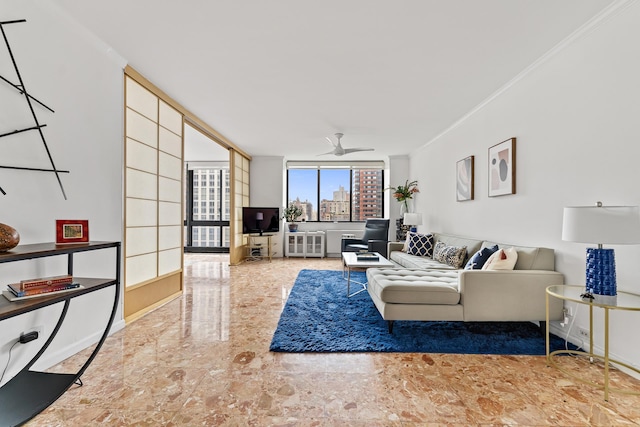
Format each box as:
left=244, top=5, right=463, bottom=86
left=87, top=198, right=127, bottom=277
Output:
left=29, top=254, right=640, bottom=426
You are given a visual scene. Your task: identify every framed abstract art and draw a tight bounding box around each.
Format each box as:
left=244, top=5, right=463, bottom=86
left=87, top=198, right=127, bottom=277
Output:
left=456, top=155, right=474, bottom=201
left=488, top=138, right=516, bottom=197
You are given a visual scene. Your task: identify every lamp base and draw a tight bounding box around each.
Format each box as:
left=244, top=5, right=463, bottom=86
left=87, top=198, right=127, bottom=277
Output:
left=410, top=227, right=417, bottom=233
left=586, top=248, right=617, bottom=297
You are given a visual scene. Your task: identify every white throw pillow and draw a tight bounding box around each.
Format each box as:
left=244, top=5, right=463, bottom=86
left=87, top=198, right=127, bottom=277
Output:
left=482, top=247, right=518, bottom=270
left=402, top=231, right=415, bottom=252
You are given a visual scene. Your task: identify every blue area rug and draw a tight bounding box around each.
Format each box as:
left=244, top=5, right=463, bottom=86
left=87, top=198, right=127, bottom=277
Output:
left=270, top=269, right=576, bottom=354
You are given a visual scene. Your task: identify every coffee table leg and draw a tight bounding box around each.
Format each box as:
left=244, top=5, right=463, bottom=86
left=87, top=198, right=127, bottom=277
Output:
left=346, top=267, right=368, bottom=298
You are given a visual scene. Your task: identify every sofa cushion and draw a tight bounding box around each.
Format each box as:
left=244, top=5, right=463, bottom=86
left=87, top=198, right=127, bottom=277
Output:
left=481, top=241, right=555, bottom=271
left=367, top=268, right=460, bottom=304
left=482, top=247, right=518, bottom=270
left=432, top=233, right=483, bottom=259
left=433, top=241, right=467, bottom=269
left=390, top=251, right=455, bottom=269
left=464, top=245, right=499, bottom=270
left=407, top=232, right=434, bottom=257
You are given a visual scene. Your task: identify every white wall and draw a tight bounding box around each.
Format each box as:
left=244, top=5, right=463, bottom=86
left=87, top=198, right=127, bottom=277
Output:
left=410, top=3, right=640, bottom=373
left=388, top=155, right=411, bottom=241
left=183, top=123, right=229, bottom=162
left=0, top=1, right=125, bottom=383
left=249, top=156, right=285, bottom=256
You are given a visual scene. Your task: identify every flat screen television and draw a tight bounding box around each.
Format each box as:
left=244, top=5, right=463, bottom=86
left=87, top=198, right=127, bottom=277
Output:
left=242, top=207, right=280, bottom=235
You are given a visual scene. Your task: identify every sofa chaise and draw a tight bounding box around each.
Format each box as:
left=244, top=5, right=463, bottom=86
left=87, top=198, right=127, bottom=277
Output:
left=366, top=232, right=564, bottom=332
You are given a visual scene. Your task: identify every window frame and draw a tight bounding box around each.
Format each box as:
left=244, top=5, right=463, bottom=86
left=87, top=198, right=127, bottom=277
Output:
left=286, top=161, right=385, bottom=223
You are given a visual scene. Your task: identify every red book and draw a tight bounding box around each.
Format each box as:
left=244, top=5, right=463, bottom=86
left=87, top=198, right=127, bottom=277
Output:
left=18, top=274, right=73, bottom=291
left=8, top=282, right=80, bottom=298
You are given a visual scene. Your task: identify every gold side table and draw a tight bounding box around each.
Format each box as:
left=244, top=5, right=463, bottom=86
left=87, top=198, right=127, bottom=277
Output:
left=546, top=285, right=640, bottom=401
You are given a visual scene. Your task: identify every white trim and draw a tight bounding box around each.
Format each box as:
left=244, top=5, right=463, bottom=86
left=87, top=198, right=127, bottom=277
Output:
left=287, top=160, right=385, bottom=169
left=30, top=319, right=126, bottom=372
left=549, top=321, right=640, bottom=380
left=41, top=2, right=128, bottom=69
left=418, top=0, right=637, bottom=152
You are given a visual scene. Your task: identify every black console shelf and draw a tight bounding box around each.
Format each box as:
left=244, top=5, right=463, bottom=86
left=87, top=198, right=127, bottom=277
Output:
left=0, top=241, right=121, bottom=427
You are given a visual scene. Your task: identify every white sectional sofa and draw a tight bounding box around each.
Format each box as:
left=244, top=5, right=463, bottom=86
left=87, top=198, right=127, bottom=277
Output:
left=366, top=232, right=565, bottom=332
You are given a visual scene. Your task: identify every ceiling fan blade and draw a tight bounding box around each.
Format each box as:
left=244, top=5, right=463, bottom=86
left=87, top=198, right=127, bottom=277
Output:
left=325, top=136, right=337, bottom=147
left=317, top=150, right=336, bottom=156
left=343, top=148, right=375, bottom=154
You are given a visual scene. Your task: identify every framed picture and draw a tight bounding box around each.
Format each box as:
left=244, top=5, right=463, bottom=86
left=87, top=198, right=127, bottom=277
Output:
left=488, top=138, right=516, bottom=197
left=56, top=219, right=89, bottom=244
left=456, top=155, right=474, bottom=201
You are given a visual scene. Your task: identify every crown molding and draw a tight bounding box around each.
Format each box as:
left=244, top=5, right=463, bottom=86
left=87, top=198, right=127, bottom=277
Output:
left=418, top=0, right=637, bottom=152
left=41, top=2, right=127, bottom=69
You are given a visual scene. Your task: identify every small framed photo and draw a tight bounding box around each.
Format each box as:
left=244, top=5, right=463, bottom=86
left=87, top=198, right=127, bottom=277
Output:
left=56, top=220, right=89, bottom=244
left=456, top=155, right=474, bottom=201
left=488, top=137, right=516, bottom=197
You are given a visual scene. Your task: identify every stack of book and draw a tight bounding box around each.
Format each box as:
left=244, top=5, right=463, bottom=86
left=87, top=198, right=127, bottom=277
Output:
left=356, top=252, right=379, bottom=261
left=6, top=274, right=80, bottom=298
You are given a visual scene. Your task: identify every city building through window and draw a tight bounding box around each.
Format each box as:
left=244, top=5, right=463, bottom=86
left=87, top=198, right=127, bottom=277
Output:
left=286, top=162, right=384, bottom=222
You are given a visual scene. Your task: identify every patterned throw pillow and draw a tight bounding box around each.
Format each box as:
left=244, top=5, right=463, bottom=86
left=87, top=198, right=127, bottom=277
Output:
left=433, top=241, right=467, bottom=269
left=402, top=231, right=415, bottom=252
left=464, top=245, right=499, bottom=270
left=407, top=233, right=435, bottom=257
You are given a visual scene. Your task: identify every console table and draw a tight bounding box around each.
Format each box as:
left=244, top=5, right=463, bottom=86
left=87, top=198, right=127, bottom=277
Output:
left=545, top=284, right=640, bottom=401
left=0, top=241, right=121, bottom=426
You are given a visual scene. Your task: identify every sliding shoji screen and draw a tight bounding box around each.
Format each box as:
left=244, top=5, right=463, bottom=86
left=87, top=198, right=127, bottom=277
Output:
left=124, top=75, right=183, bottom=321
left=229, top=150, right=250, bottom=265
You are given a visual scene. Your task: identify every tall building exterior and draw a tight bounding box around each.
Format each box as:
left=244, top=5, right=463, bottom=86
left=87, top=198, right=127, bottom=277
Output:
left=352, top=169, right=383, bottom=220
left=191, top=168, right=230, bottom=247
left=319, top=185, right=350, bottom=221
left=287, top=168, right=384, bottom=222
left=289, top=197, right=315, bottom=222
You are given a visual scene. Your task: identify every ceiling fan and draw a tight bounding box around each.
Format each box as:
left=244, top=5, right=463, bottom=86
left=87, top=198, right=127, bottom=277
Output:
left=319, top=133, right=374, bottom=156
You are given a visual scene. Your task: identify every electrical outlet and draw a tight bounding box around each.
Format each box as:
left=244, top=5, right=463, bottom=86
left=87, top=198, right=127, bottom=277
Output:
left=566, top=306, right=573, bottom=317
left=578, top=327, right=589, bottom=339
left=22, top=325, right=43, bottom=340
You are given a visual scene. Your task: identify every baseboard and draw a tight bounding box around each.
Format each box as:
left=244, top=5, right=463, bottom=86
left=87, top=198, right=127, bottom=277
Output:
left=549, top=322, right=640, bottom=380
left=31, top=318, right=126, bottom=371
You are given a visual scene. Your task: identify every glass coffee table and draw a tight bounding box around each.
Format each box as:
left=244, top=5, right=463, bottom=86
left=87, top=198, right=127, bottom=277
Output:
left=341, top=252, right=394, bottom=297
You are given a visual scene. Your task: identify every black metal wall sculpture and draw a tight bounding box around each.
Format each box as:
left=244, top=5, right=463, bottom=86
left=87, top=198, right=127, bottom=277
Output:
left=0, top=19, right=69, bottom=199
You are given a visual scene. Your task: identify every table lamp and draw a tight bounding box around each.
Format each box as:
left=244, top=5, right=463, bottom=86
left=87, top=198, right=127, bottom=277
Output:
left=403, top=213, right=422, bottom=233
left=562, top=202, right=640, bottom=302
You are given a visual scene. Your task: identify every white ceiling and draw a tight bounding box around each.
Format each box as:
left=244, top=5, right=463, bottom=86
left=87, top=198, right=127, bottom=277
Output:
left=53, top=0, right=612, bottom=161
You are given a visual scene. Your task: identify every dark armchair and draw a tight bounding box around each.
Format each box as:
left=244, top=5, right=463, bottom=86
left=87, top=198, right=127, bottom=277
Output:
left=341, top=219, right=390, bottom=257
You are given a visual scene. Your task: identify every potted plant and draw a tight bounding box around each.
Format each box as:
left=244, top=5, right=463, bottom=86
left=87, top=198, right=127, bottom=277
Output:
left=388, top=180, right=419, bottom=214
left=283, top=203, right=304, bottom=232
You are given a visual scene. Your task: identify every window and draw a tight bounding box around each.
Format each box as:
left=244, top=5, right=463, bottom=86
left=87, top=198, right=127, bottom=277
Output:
left=319, top=169, right=350, bottom=221
left=185, top=166, right=231, bottom=252
left=287, top=161, right=384, bottom=222
left=287, top=169, right=318, bottom=221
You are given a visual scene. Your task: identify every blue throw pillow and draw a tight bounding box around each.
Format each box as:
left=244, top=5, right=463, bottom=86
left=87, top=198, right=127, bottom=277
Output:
left=464, top=245, right=499, bottom=270
left=407, top=233, right=434, bottom=257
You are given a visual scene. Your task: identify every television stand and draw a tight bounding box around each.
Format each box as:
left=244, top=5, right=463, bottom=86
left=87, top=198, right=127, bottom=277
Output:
left=246, top=235, right=273, bottom=262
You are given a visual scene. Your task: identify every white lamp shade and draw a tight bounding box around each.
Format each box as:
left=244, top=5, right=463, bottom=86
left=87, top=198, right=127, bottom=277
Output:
left=403, top=212, right=422, bottom=226
left=562, top=205, right=640, bottom=244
